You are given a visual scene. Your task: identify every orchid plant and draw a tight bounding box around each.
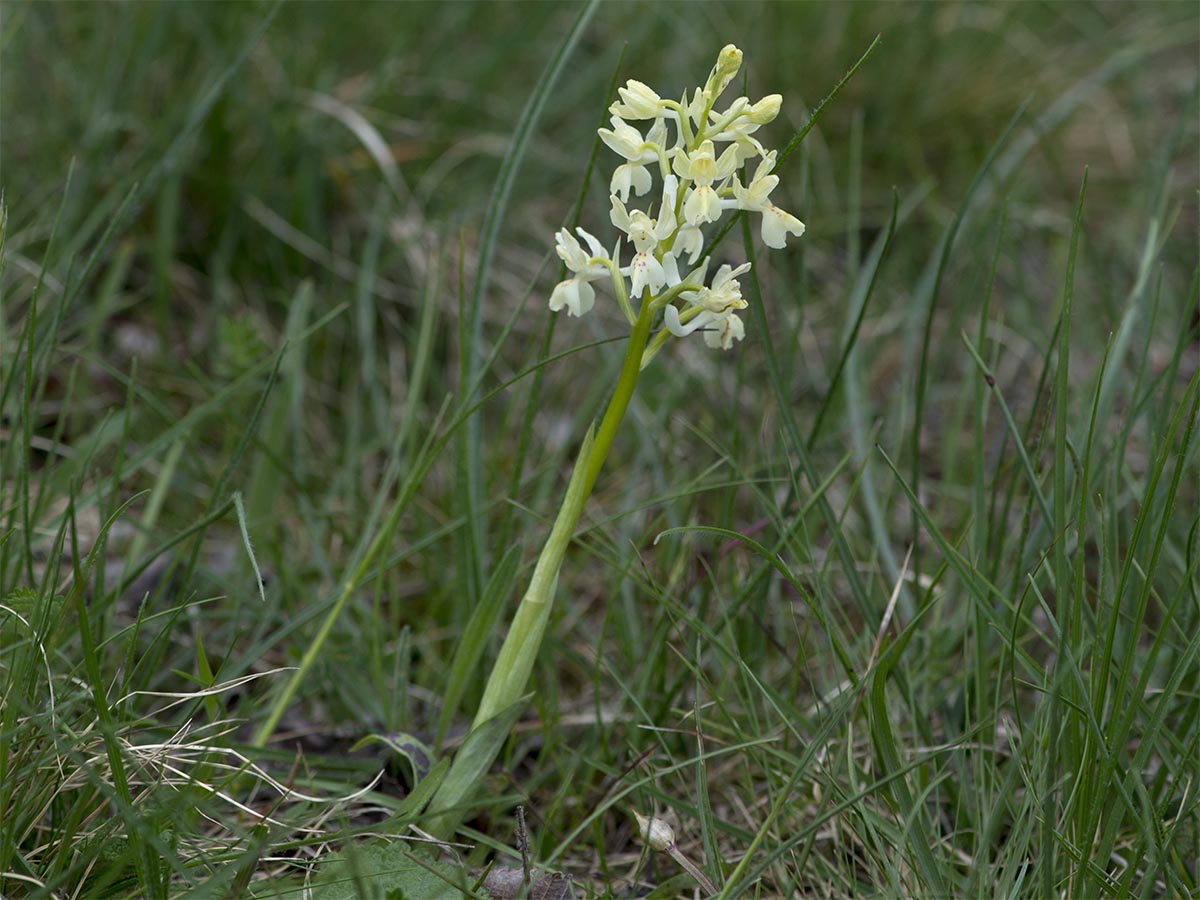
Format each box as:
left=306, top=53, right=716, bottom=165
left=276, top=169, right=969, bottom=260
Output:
left=425, top=44, right=803, bottom=835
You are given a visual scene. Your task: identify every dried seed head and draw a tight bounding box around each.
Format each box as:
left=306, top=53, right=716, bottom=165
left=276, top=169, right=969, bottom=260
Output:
left=633, top=810, right=676, bottom=852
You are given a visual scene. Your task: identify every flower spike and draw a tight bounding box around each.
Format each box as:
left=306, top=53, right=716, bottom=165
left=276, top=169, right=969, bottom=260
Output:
left=546, top=44, right=804, bottom=348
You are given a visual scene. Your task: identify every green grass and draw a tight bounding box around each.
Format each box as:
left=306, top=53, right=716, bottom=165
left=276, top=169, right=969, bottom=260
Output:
left=2, top=1, right=1198, bottom=896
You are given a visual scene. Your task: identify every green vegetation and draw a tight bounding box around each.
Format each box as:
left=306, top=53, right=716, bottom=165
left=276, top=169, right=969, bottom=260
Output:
left=2, top=2, right=1197, bottom=896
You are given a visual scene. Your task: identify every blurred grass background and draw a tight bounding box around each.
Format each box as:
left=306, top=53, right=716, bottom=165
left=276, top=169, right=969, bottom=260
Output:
left=2, top=1, right=1198, bottom=896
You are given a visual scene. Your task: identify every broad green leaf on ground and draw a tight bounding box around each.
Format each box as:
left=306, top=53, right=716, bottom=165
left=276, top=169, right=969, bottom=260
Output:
left=309, top=841, right=484, bottom=900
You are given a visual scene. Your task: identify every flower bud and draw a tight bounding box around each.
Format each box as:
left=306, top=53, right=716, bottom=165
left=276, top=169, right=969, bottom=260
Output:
left=707, top=44, right=743, bottom=99
left=613, top=79, right=664, bottom=119
left=747, top=93, right=782, bottom=125
left=633, top=810, right=675, bottom=852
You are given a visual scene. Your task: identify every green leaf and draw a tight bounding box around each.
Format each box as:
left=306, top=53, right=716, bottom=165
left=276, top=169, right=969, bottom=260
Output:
left=351, top=732, right=435, bottom=784
left=436, top=543, right=523, bottom=747
left=422, top=698, right=527, bottom=838
left=310, top=841, right=486, bottom=900
left=390, top=758, right=450, bottom=824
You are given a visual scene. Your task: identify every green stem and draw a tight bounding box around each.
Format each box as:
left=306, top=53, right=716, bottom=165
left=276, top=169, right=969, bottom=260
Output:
left=583, top=295, right=655, bottom=495
left=469, top=424, right=594, bottom=729
left=424, top=297, right=657, bottom=834
left=475, top=295, right=654, bottom=725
